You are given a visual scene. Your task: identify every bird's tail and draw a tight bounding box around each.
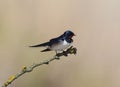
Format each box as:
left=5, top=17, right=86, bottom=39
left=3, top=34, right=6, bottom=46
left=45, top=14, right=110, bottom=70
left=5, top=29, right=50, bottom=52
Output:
left=29, top=42, right=49, bottom=47
left=41, top=48, right=51, bottom=52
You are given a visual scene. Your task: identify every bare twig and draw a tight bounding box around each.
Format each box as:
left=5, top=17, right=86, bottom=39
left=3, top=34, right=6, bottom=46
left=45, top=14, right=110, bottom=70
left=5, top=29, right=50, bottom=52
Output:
left=2, top=46, right=77, bottom=87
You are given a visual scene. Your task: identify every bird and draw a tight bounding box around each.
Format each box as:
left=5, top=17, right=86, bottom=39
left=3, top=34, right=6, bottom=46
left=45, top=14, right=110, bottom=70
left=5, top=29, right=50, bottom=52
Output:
left=29, top=30, right=75, bottom=54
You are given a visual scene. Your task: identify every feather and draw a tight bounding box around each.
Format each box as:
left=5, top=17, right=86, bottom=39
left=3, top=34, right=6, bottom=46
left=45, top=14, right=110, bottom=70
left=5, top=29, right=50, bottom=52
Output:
left=29, top=42, right=49, bottom=47
left=41, top=48, right=51, bottom=52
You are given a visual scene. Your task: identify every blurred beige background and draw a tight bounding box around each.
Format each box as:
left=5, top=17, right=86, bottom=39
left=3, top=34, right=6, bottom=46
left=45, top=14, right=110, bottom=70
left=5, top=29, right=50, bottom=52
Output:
left=0, top=0, right=120, bottom=87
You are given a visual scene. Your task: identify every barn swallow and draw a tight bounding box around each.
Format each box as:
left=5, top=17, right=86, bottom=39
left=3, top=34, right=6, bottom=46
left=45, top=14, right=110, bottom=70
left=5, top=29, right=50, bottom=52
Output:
left=29, top=30, right=75, bottom=53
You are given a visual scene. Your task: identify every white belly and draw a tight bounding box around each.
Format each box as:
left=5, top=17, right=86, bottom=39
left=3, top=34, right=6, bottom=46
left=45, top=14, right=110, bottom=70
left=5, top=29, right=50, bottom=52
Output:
left=50, top=40, right=71, bottom=51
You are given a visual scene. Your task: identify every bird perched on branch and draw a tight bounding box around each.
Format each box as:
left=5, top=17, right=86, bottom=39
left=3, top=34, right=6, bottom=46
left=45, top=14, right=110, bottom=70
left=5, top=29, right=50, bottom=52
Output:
left=29, top=30, right=75, bottom=54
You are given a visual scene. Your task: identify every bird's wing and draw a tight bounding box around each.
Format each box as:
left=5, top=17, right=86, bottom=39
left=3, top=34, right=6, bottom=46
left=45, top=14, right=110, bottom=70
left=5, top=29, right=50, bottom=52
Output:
left=49, top=37, right=63, bottom=46
left=29, top=42, right=49, bottom=47
left=29, top=35, right=64, bottom=47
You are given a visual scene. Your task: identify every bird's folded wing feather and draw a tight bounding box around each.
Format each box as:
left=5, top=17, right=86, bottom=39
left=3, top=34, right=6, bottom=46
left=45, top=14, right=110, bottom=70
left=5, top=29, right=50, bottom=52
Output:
left=29, top=42, right=49, bottom=47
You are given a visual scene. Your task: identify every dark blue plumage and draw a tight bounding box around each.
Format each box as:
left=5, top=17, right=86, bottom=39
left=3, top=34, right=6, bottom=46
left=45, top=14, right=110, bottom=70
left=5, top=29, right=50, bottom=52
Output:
left=29, top=30, right=75, bottom=52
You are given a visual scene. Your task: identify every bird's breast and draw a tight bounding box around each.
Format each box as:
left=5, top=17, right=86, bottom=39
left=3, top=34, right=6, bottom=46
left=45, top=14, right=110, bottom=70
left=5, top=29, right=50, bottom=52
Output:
left=50, top=40, right=71, bottom=51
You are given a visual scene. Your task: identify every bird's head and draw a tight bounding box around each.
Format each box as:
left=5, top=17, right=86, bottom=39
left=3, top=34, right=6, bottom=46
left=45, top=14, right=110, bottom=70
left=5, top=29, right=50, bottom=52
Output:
left=63, top=30, right=75, bottom=39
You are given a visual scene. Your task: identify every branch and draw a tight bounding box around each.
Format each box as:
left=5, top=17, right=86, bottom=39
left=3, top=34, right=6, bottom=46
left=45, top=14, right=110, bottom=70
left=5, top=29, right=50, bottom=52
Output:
left=2, top=46, right=77, bottom=87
